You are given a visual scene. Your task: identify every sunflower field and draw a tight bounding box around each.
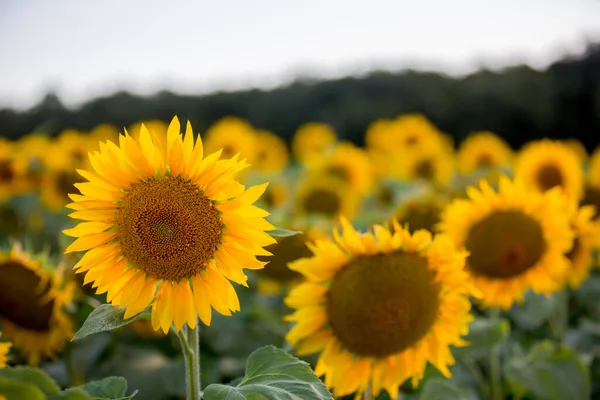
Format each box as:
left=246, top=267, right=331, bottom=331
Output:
left=0, top=113, right=600, bottom=400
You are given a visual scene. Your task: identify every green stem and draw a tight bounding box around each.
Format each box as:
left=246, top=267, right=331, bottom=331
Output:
left=550, top=290, right=569, bottom=343
left=459, top=355, right=490, bottom=400
left=488, top=309, right=502, bottom=400
left=176, top=323, right=201, bottom=400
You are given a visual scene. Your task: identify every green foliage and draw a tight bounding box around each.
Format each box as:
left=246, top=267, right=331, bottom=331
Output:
left=75, top=377, right=137, bottom=400
left=454, top=316, right=510, bottom=360
left=418, top=378, right=473, bottom=400
left=73, top=305, right=149, bottom=341
left=0, top=376, right=46, bottom=400
left=203, top=345, right=333, bottom=400
left=0, top=366, right=60, bottom=395
left=268, top=227, right=302, bottom=238
left=504, top=341, right=590, bottom=400
left=508, top=291, right=565, bottom=331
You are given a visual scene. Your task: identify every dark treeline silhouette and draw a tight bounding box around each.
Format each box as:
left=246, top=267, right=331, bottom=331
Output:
left=1, top=43, right=599, bottom=150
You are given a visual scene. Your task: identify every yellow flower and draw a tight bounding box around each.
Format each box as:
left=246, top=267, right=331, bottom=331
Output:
left=391, top=113, right=444, bottom=152
left=307, top=142, right=374, bottom=195
left=259, top=181, right=289, bottom=210
left=203, top=116, right=257, bottom=162
left=566, top=205, right=598, bottom=288
left=128, top=120, right=168, bottom=141
left=397, top=146, right=454, bottom=185
left=392, top=194, right=448, bottom=234
left=515, top=139, right=583, bottom=203
left=581, top=185, right=600, bottom=223
left=564, top=139, right=588, bottom=165
left=589, top=146, right=600, bottom=188
left=63, top=117, right=276, bottom=333
left=44, top=129, right=95, bottom=172
left=0, top=244, right=74, bottom=365
left=285, top=219, right=477, bottom=398
left=365, top=119, right=394, bottom=153
left=295, top=174, right=361, bottom=220
left=456, top=131, right=513, bottom=174
left=41, top=170, right=82, bottom=210
left=13, top=134, right=51, bottom=191
left=253, top=130, right=289, bottom=174
left=0, top=139, right=27, bottom=201
left=292, top=123, right=337, bottom=163
left=0, top=332, right=11, bottom=368
left=440, top=177, right=573, bottom=309
left=91, top=123, right=120, bottom=145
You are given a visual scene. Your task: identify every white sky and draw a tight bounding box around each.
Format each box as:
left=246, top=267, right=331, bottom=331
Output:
left=0, top=0, right=599, bottom=110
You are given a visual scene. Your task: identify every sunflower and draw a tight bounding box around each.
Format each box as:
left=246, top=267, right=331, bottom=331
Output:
left=565, top=205, right=598, bottom=288
left=285, top=218, right=477, bottom=398
left=203, top=116, right=257, bottom=163
left=292, top=123, right=337, bottom=164
left=40, top=169, right=82, bottom=210
left=589, top=146, right=600, bottom=188
left=13, top=134, right=51, bottom=191
left=440, top=177, right=573, bottom=309
left=0, top=139, right=27, bottom=201
left=91, top=123, right=120, bottom=145
left=391, top=113, right=444, bottom=152
left=259, top=181, right=290, bottom=210
left=252, top=130, right=289, bottom=174
left=456, top=131, right=513, bottom=174
left=307, top=142, right=374, bottom=195
left=581, top=185, right=600, bottom=222
left=295, top=174, right=361, bottom=220
left=397, top=146, right=454, bottom=185
left=0, top=245, right=74, bottom=365
left=128, top=120, right=168, bottom=141
left=365, top=119, right=394, bottom=153
left=63, top=117, right=276, bottom=333
left=515, top=139, right=583, bottom=203
left=564, top=139, right=588, bottom=165
left=392, top=194, right=448, bottom=234
left=0, top=332, right=11, bottom=368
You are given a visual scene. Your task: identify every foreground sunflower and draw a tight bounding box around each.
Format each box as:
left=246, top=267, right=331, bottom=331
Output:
left=440, top=177, right=573, bottom=309
left=0, top=332, right=11, bottom=368
left=285, top=219, right=477, bottom=398
left=515, top=139, right=583, bottom=203
left=566, top=205, right=598, bottom=288
left=63, top=117, right=276, bottom=333
left=0, top=245, right=74, bottom=365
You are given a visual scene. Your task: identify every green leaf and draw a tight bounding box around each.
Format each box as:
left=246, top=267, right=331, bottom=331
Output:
left=73, top=304, right=148, bottom=341
left=76, top=376, right=137, bottom=400
left=0, top=366, right=60, bottom=395
left=268, top=228, right=302, bottom=238
left=418, top=378, right=473, bottom=400
left=454, top=316, right=510, bottom=360
left=203, top=345, right=333, bottom=400
left=48, top=388, right=93, bottom=400
left=503, top=341, right=590, bottom=400
left=0, top=376, right=45, bottom=400
left=508, top=291, right=564, bottom=331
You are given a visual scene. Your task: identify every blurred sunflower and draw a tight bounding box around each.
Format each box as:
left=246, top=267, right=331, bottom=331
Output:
left=0, top=245, right=74, bottom=365
left=0, top=139, right=27, bottom=201
left=41, top=170, right=82, bottom=210
left=581, top=185, right=600, bottom=222
left=63, top=117, right=276, bottom=333
left=90, top=123, right=120, bottom=145
left=365, top=119, right=394, bottom=153
left=14, top=134, right=51, bottom=191
left=566, top=205, right=598, bottom=288
left=128, top=120, right=168, bottom=141
left=44, top=129, right=94, bottom=172
left=564, top=139, right=588, bottom=165
left=440, top=177, right=573, bottom=309
left=0, top=332, right=11, bottom=368
left=295, top=175, right=361, bottom=220
left=392, top=194, right=448, bottom=234
left=391, top=113, right=443, bottom=152
left=203, top=116, right=257, bottom=163
left=589, top=146, right=600, bottom=188
left=260, top=181, right=289, bottom=210
left=515, top=139, right=583, bottom=202
left=252, top=130, right=289, bottom=174
left=285, top=219, right=477, bottom=398
left=292, top=122, right=337, bottom=163
left=397, top=147, right=454, bottom=185
left=456, top=131, right=513, bottom=174
left=308, top=142, right=373, bottom=195
left=256, top=229, right=326, bottom=295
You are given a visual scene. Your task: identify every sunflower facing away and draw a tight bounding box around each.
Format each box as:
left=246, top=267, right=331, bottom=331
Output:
left=565, top=205, right=599, bottom=288
left=252, top=130, right=289, bottom=174
left=397, top=146, right=454, bottom=185
left=456, top=131, right=513, bottom=174
left=203, top=116, right=257, bottom=163
left=292, top=122, right=337, bottom=164
left=63, top=117, right=276, bottom=333
left=0, top=244, right=74, bottom=365
left=440, top=177, right=573, bottom=309
left=515, top=139, right=583, bottom=203
left=285, top=219, right=477, bottom=398
left=0, top=332, right=11, bottom=368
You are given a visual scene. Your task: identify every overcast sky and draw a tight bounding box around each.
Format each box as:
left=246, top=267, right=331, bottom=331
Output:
left=0, top=0, right=599, bottom=110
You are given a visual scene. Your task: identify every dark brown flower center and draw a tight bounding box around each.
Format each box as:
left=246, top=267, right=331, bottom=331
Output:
left=222, top=145, right=235, bottom=159
left=56, top=171, right=80, bottom=200
left=0, top=261, right=53, bottom=331
left=396, top=203, right=442, bottom=234
left=0, top=161, right=14, bottom=183
left=117, top=176, right=222, bottom=281
left=257, top=234, right=310, bottom=282
left=536, top=163, right=563, bottom=191
left=465, top=210, right=546, bottom=278
left=327, top=165, right=349, bottom=182
left=327, top=252, right=440, bottom=357
left=303, top=189, right=342, bottom=216
left=414, top=159, right=435, bottom=180
left=377, top=187, right=394, bottom=206
left=476, top=154, right=494, bottom=168
left=581, top=187, right=600, bottom=221
left=566, top=237, right=581, bottom=262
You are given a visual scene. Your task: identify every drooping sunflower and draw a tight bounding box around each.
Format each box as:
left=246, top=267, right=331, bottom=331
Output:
left=203, top=116, right=257, bottom=163
left=0, top=245, right=74, bottom=365
left=294, top=174, right=361, bottom=220
left=565, top=205, right=598, bottom=288
left=307, top=142, right=374, bottom=195
left=0, top=332, right=11, bottom=368
left=515, top=139, right=583, bottom=203
left=440, top=177, right=573, bottom=309
left=292, top=122, right=337, bottom=164
left=63, top=117, right=276, bottom=333
left=285, top=219, right=477, bottom=398
left=456, top=131, right=513, bottom=174
left=252, top=130, right=289, bottom=174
